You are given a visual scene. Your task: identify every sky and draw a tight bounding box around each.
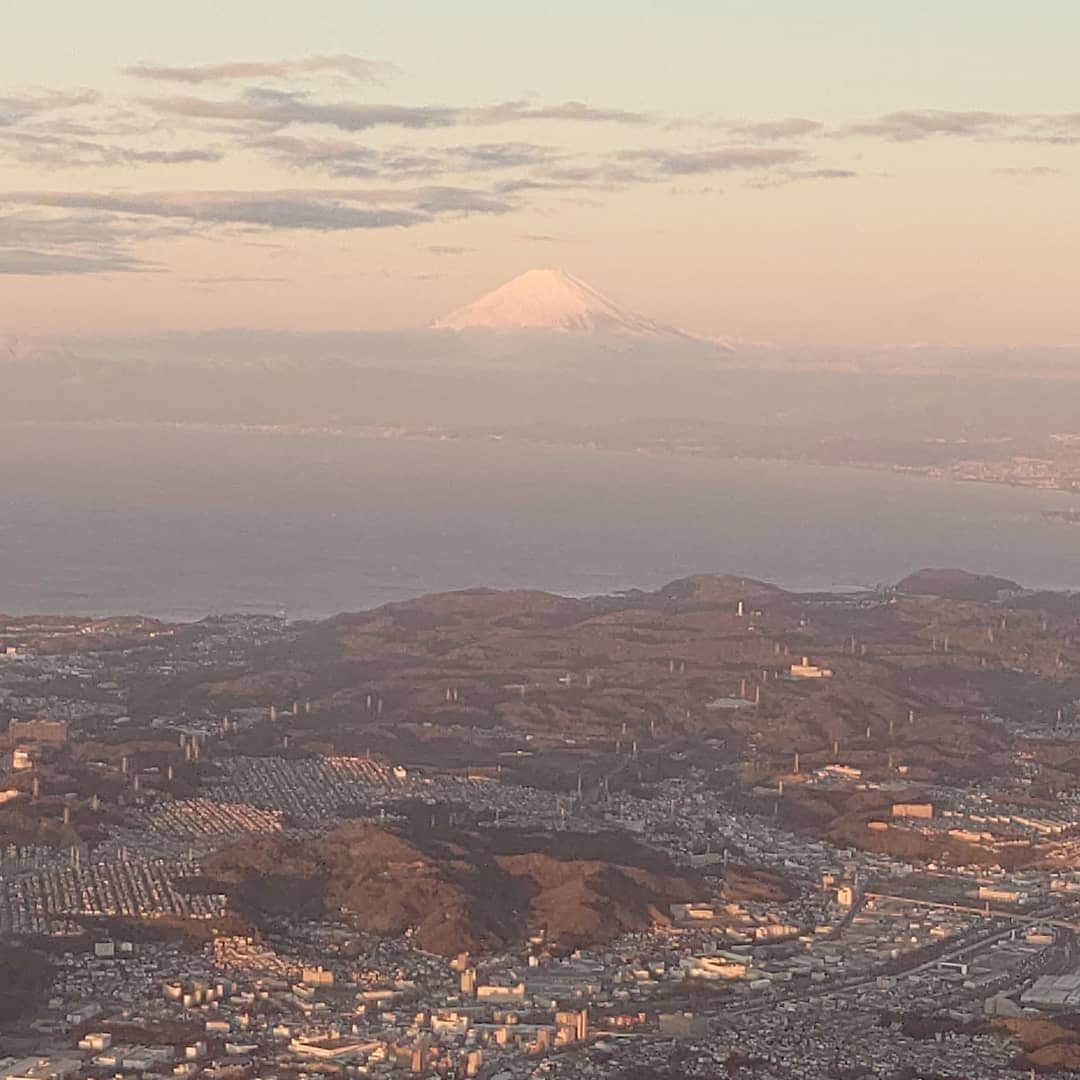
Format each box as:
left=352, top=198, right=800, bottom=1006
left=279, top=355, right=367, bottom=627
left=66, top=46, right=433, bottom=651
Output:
left=2, top=1, right=1079, bottom=346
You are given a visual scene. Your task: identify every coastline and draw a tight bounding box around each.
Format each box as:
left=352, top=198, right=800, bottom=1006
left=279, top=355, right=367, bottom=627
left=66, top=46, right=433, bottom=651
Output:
left=8, top=417, right=1078, bottom=500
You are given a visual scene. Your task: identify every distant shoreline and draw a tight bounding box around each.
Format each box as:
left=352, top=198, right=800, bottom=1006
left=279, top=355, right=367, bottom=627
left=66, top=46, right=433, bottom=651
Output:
left=10, top=416, right=1077, bottom=501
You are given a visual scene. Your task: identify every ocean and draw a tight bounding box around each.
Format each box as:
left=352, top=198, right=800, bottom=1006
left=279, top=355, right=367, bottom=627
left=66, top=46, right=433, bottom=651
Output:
left=0, top=426, right=1077, bottom=619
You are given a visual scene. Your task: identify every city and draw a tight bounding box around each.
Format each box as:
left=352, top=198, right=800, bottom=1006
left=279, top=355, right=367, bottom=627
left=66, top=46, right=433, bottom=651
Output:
left=2, top=571, right=1080, bottom=1076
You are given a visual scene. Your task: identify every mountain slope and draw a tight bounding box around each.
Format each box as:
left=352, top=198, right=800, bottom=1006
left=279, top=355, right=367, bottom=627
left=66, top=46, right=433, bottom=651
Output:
left=203, top=822, right=704, bottom=955
left=432, top=268, right=698, bottom=340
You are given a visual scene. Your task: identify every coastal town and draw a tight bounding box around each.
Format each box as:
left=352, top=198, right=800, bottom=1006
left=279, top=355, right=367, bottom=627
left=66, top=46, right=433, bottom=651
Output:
left=3, top=570, right=1080, bottom=1077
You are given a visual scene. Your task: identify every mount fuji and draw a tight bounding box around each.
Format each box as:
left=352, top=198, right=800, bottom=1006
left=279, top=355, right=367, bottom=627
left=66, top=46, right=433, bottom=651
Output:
left=432, top=268, right=704, bottom=342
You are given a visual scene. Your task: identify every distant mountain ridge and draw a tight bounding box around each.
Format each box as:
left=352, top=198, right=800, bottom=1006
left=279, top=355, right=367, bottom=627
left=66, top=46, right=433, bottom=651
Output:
left=432, top=267, right=706, bottom=342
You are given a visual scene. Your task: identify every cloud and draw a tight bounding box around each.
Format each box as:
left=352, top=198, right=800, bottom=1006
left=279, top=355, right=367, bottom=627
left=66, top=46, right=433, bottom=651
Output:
left=472, top=100, right=652, bottom=125
left=136, top=85, right=1080, bottom=150
left=732, top=118, right=824, bottom=140
left=0, top=210, right=170, bottom=245
left=14, top=191, right=427, bottom=230
left=0, top=248, right=145, bottom=274
left=142, top=90, right=462, bottom=133
left=0, top=84, right=223, bottom=172
left=482, top=144, right=814, bottom=202
left=0, top=129, right=223, bottom=168
left=0, top=89, right=99, bottom=128
left=124, top=55, right=395, bottom=85
left=492, top=176, right=600, bottom=196
left=448, top=142, right=559, bottom=170
left=484, top=144, right=812, bottom=199
left=251, top=134, right=560, bottom=180
left=841, top=109, right=1080, bottom=144
left=251, top=134, right=383, bottom=177
left=0, top=206, right=176, bottom=269
left=411, top=186, right=515, bottom=216
left=140, top=88, right=654, bottom=135
left=6, top=185, right=515, bottom=234
left=129, top=147, right=223, bottom=164
left=803, top=168, right=858, bottom=179
left=616, top=146, right=805, bottom=176
left=0, top=181, right=515, bottom=276
left=746, top=167, right=858, bottom=189
left=843, top=109, right=1013, bottom=141
left=0, top=209, right=155, bottom=275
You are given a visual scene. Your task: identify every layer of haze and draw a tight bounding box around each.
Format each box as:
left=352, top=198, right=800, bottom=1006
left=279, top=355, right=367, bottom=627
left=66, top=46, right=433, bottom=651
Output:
left=3, top=2, right=1080, bottom=345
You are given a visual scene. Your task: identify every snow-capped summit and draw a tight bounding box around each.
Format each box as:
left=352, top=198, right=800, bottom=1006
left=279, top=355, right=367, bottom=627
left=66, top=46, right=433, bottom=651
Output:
left=432, top=268, right=695, bottom=340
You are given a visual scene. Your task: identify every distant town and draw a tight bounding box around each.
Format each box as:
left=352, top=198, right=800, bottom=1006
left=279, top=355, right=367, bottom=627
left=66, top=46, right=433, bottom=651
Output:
left=3, top=568, right=1080, bottom=1078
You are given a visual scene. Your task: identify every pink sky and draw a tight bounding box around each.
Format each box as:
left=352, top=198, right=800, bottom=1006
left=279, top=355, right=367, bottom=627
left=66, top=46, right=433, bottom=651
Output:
left=3, top=2, right=1080, bottom=346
